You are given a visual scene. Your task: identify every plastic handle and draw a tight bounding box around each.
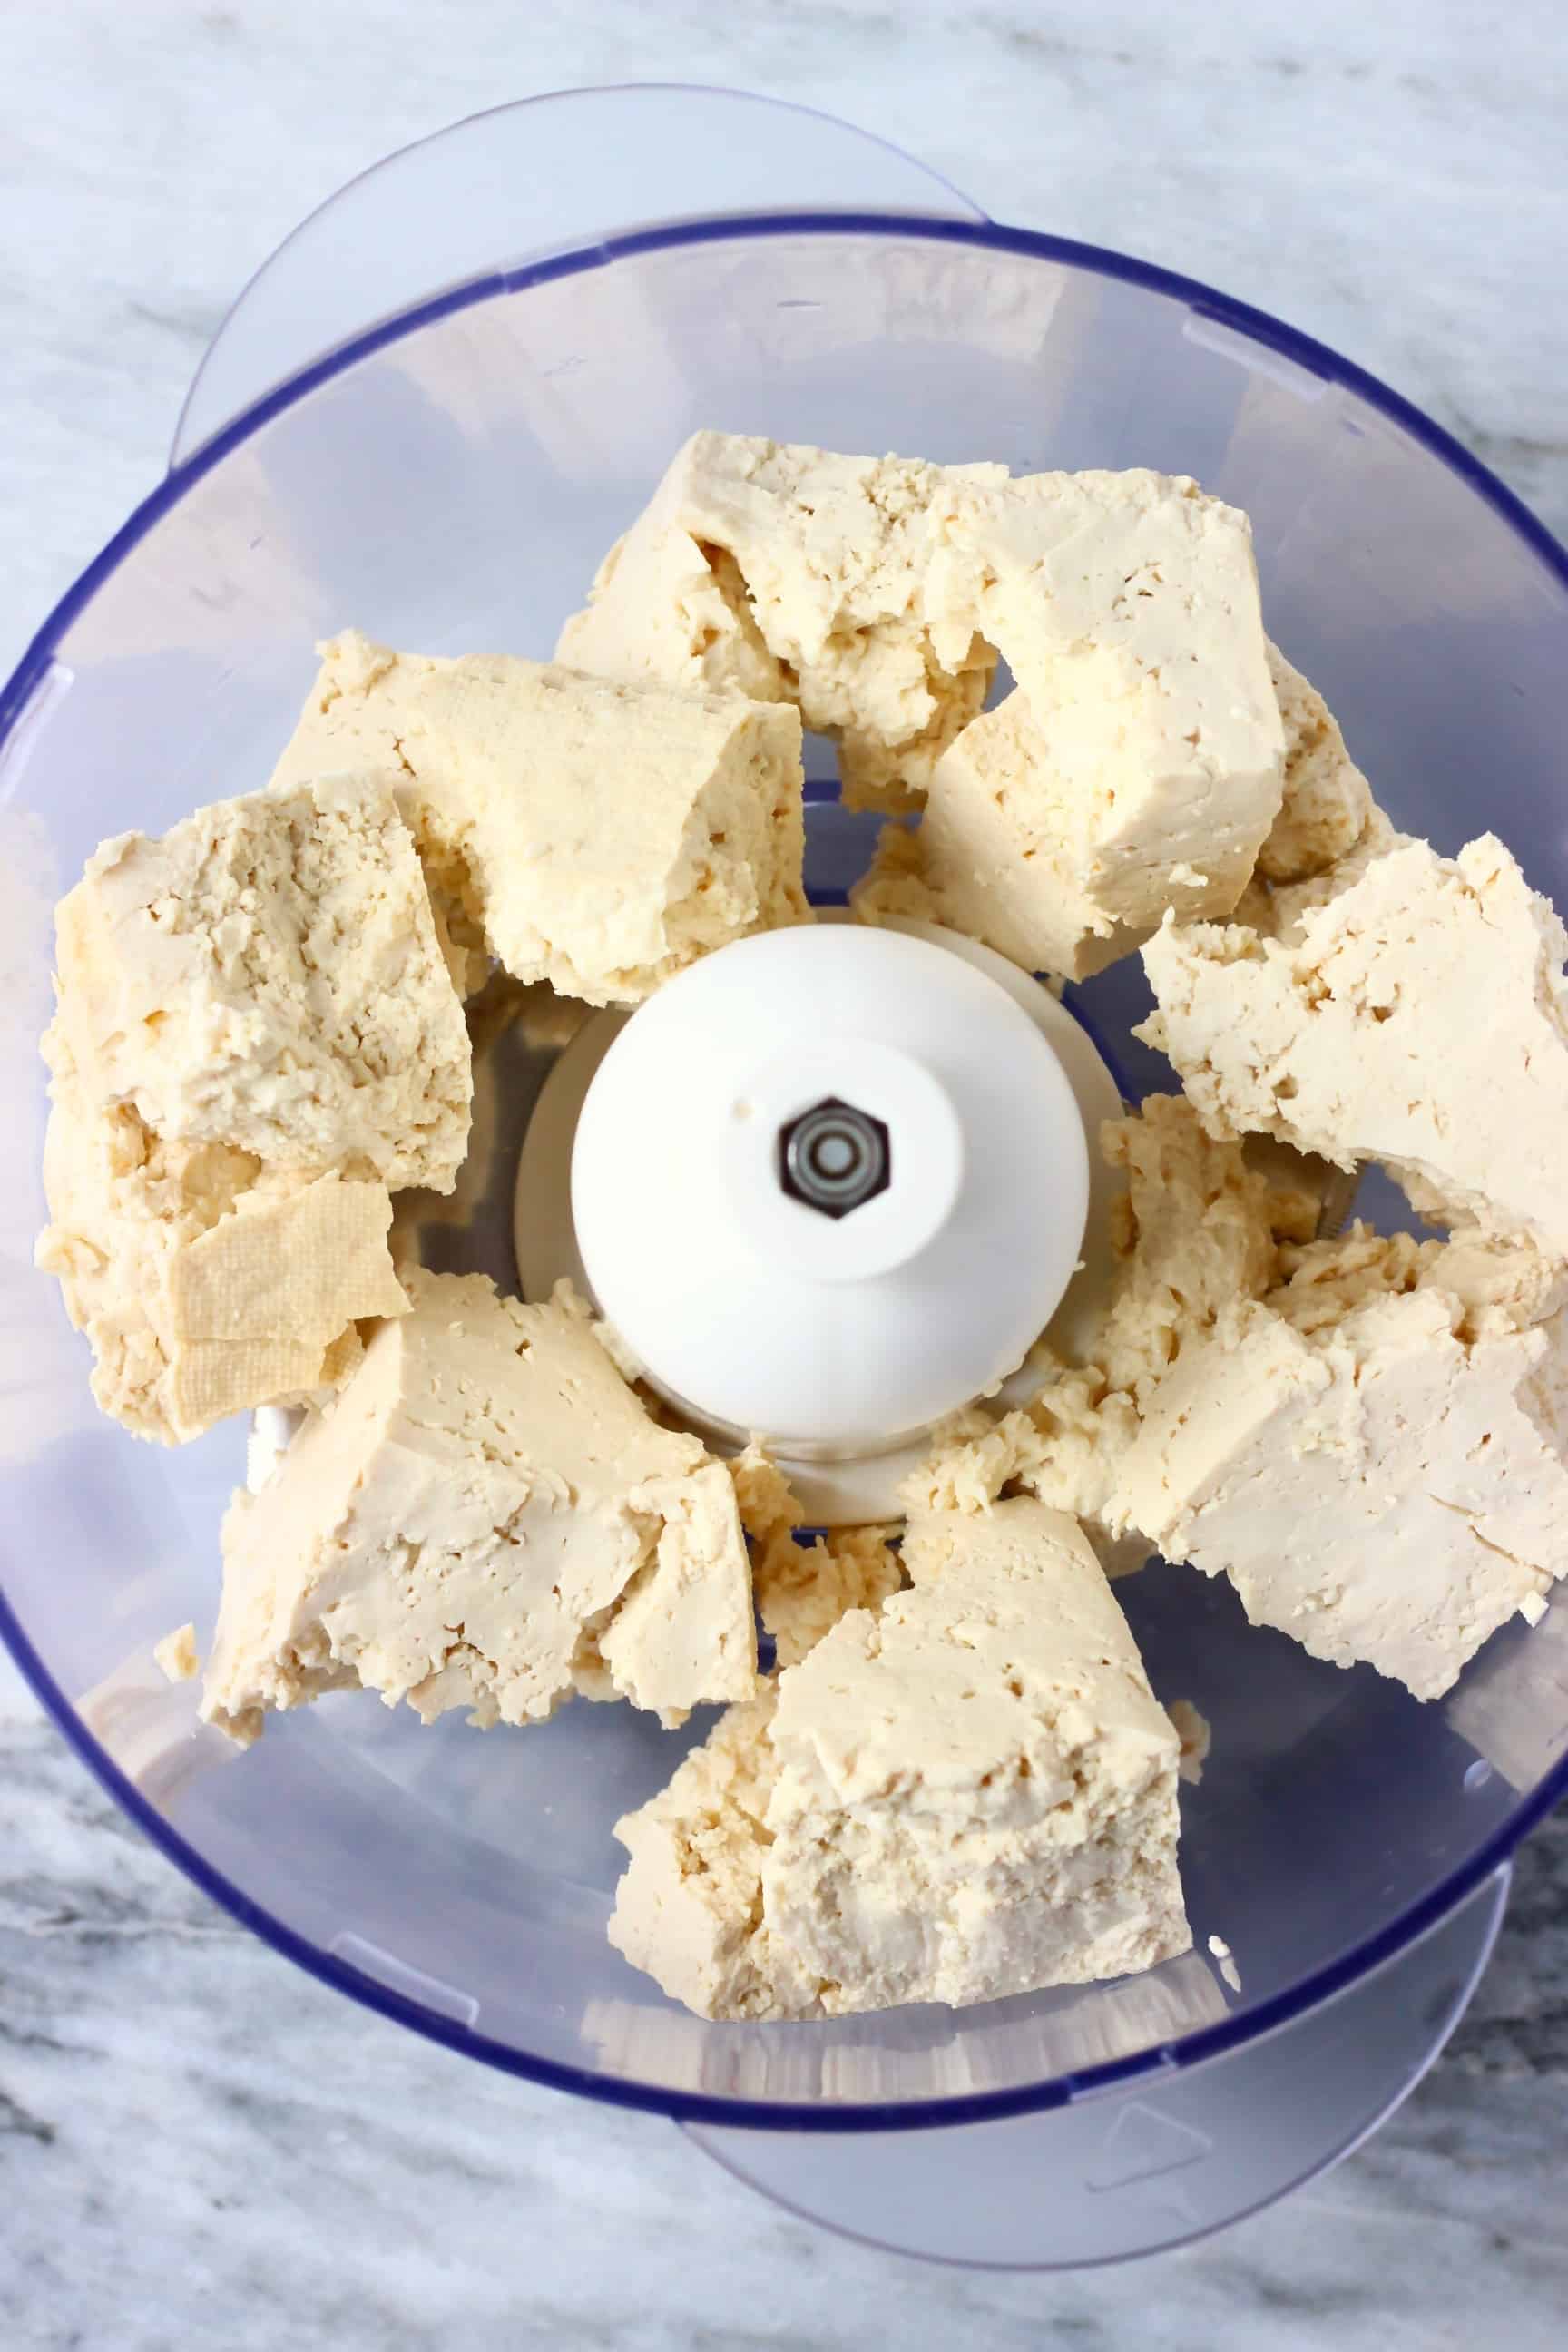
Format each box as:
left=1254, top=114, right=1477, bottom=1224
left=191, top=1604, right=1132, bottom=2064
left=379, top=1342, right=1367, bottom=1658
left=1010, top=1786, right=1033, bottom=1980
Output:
left=171, top=83, right=986, bottom=466
left=682, top=1863, right=1510, bottom=2269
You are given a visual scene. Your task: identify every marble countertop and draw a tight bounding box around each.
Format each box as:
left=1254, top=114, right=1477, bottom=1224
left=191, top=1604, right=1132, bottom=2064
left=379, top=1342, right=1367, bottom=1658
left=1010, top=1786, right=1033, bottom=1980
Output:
left=3, top=1, right=1567, bottom=2342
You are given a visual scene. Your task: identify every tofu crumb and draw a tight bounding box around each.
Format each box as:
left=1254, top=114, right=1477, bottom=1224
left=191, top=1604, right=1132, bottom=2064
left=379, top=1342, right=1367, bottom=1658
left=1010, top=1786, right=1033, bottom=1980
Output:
left=1168, top=1699, right=1211, bottom=1785
left=152, top=1623, right=200, bottom=1684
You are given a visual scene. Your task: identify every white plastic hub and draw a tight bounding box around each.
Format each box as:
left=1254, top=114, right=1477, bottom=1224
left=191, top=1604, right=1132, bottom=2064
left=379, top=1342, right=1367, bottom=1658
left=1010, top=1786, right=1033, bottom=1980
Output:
left=514, top=917, right=1125, bottom=1520
left=567, top=923, right=1090, bottom=1463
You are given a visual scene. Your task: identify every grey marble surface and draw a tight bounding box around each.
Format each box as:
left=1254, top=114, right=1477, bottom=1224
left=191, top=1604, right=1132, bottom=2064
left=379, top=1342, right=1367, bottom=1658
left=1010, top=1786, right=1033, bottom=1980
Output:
left=3, top=0, right=1567, bottom=2341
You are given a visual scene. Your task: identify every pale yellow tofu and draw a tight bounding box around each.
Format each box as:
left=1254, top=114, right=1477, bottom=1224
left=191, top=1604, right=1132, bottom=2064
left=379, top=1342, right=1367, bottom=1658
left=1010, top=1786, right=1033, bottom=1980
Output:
left=609, top=1499, right=1189, bottom=2019
left=51, top=773, right=471, bottom=1193
left=36, top=1067, right=406, bottom=1445
left=1142, top=834, right=1568, bottom=1257
left=1117, top=1229, right=1568, bottom=1701
left=558, top=432, right=1001, bottom=814
left=910, top=468, right=1284, bottom=976
left=201, top=1270, right=757, bottom=1745
left=270, top=631, right=808, bottom=1006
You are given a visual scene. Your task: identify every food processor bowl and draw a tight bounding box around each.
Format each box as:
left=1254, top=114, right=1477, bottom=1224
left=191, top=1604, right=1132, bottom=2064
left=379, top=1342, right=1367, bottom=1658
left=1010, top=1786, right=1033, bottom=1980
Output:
left=4, top=88, right=1566, bottom=2269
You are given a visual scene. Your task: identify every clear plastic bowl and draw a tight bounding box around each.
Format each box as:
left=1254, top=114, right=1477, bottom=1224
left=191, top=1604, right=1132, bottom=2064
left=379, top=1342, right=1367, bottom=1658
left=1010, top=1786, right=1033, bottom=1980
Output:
left=4, top=199, right=1567, bottom=2234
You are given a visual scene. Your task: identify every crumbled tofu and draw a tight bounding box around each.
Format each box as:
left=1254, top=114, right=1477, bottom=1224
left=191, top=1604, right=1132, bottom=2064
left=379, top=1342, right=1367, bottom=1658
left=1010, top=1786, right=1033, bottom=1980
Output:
left=558, top=432, right=1001, bottom=813
left=270, top=630, right=809, bottom=1006
left=1270, top=1220, right=1566, bottom=1342
left=1411, top=1228, right=1568, bottom=1338
left=1235, top=805, right=1411, bottom=943
left=49, top=774, right=471, bottom=1192
left=1228, top=652, right=1401, bottom=942
left=905, top=1096, right=1289, bottom=1570
left=848, top=816, right=937, bottom=930
left=153, top=1623, right=200, bottom=1684
left=201, top=1269, right=757, bottom=1745
left=1167, top=1699, right=1210, bottom=1785
left=1116, top=1231, right=1568, bottom=1700
left=1098, top=1094, right=1281, bottom=1404
left=1265, top=1221, right=1431, bottom=1336
left=611, top=1499, right=1190, bottom=2018
left=609, top=1688, right=824, bottom=2020
left=732, top=1439, right=904, bottom=1669
left=904, top=1368, right=1142, bottom=1579
left=1142, top=836, right=1568, bottom=1257
left=906, top=469, right=1283, bottom=975
left=1253, top=644, right=1375, bottom=886
left=35, top=1064, right=407, bottom=1445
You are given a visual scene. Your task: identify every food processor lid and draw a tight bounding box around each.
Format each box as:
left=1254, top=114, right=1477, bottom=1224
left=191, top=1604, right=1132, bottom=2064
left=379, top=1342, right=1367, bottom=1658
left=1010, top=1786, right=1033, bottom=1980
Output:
left=171, top=83, right=987, bottom=467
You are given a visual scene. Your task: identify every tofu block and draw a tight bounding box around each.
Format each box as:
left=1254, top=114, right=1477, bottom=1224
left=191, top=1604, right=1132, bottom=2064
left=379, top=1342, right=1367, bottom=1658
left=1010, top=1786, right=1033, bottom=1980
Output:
left=609, top=1500, right=1190, bottom=2019
left=908, top=469, right=1284, bottom=975
left=731, top=1440, right=904, bottom=1670
left=272, top=631, right=808, bottom=1005
left=557, top=495, right=789, bottom=710
left=35, top=1064, right=406, bottom=1445
left=1142, top=835, right=1568, bottom=1257
left=1116, top=1232, right=1568, bottom=1700
left=201, top=1269, right=757, bottom=1745
left=895, top=697, right=1122, bottom=977
left=51, top=774, right=471, bottom=1193
left=557, top=433, right=1002, bottom=813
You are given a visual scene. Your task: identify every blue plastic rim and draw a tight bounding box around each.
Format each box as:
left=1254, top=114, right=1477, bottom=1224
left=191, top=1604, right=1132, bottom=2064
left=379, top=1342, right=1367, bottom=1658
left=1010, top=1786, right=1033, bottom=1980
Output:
left=5, top=211, right=1568, bottom=2133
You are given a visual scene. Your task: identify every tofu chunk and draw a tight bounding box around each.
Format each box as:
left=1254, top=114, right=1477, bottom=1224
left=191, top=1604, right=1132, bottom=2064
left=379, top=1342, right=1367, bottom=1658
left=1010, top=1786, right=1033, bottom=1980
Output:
left=272, top=631, right=808, bottom=1005
left=1116, top=1234, right=1568, bottom=1700
left=608, top=1500, right=1190, bottom=2019
left=50, top=774, right=471, bottom=1193
left=1142, top=835, right=1568, bottom=1256
left=201, top=1269, right=757, bottom=1745
left=35, top=1064, right=405, bottom=1444
left=557, top=433, right=1001, bottom=813
left=608, top=1689, right=823, bottom=2023
left=909, top=469, right=1284, bottom=975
